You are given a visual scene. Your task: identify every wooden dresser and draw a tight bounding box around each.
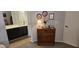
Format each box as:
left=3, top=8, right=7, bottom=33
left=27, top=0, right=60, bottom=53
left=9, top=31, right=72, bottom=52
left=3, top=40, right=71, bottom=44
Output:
left=37, top=27, right=56, bottom=46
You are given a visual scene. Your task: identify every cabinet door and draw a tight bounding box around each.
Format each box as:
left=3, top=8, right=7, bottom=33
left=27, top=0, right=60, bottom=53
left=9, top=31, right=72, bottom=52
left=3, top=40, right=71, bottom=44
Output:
left=19, top=26, right=28, bottom=36
left=7, top=28, right=20, bottom=41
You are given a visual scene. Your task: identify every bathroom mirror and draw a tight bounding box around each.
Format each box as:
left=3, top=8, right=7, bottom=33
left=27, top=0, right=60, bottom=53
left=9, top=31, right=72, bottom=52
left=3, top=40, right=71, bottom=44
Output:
left=3, top=11, right=13, bottom=25
left=3, top=11, right=27, bottom=26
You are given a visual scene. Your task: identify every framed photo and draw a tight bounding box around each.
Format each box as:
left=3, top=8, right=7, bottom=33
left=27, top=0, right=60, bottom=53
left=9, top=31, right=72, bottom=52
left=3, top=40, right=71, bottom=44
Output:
left=36, top=13, right=42, bottom=20
left=3, top=13, right=6, bottom=17
left=42, top=11, right=48, bottom=17
left=49, top=13, right=54, bottom=20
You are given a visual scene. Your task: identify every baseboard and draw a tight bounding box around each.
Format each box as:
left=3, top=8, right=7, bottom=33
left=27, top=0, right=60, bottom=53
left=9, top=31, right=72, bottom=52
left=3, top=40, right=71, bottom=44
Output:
left=31, top=40, right=37, bottom=43
left=63, top=41, right=78, bottom=47
left=55, top=40, right=63, bottom=42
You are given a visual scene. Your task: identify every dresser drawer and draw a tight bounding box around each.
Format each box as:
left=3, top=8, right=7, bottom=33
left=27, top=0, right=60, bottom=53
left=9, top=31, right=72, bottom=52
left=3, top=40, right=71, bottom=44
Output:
left=37, top=28, right=55, bottom=34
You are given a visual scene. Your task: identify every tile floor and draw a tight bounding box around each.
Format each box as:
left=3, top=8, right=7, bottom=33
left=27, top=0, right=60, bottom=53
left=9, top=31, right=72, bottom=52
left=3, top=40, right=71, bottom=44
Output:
left=9, top=36, right=77, bottom=48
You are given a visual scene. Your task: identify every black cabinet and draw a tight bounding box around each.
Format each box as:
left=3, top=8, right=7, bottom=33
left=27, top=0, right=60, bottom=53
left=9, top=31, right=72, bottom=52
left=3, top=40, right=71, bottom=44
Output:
left=6, top=26, right=28, bottom=41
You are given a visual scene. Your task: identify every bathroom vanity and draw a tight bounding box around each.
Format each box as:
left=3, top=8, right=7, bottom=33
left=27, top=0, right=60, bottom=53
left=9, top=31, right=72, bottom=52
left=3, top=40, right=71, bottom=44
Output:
left=2, top=11, right=28, bottom=41
left=6, top=25, right=28, bottom=41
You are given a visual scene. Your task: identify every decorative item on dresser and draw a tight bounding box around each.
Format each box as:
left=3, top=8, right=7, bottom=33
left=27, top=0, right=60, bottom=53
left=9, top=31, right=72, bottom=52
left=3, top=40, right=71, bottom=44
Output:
left=37, top=27, right=56, bottom=46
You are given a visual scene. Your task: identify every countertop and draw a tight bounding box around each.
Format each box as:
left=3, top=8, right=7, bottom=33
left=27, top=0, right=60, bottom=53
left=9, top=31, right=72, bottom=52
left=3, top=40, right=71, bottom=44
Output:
left=5, top=25, right=27, bottom=29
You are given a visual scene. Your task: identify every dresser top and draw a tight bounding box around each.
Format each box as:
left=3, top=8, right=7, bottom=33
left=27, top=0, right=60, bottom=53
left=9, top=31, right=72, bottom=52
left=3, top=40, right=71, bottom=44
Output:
left=37, top=27, right=55, bottom=30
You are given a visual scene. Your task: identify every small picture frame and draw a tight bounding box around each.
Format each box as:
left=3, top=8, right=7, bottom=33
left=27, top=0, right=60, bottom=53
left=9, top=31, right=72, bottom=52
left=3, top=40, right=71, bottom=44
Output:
left=3, top=13, right=6, bottom=17
left=42, top=11, right=48, bottom=17
left=36, top=13, right=42, bottom=20
left=49, top=13, right=54, bottom=20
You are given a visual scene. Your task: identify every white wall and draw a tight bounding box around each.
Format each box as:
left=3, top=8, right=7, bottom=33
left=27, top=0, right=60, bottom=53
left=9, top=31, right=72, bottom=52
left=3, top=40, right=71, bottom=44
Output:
left=26, top=11, right=32, bottom=36
left=0, top=12, right=9, bottom=47
left=26, top=11, right=37, bottom=42
left=27, top=11, right=65, bottom=42
left=54, top=11, right=65, bottom=42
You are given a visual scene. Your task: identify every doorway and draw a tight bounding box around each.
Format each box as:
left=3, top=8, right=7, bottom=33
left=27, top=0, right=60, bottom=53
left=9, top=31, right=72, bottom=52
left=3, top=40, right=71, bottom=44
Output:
left=63, top=11, right=79, bottom=47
